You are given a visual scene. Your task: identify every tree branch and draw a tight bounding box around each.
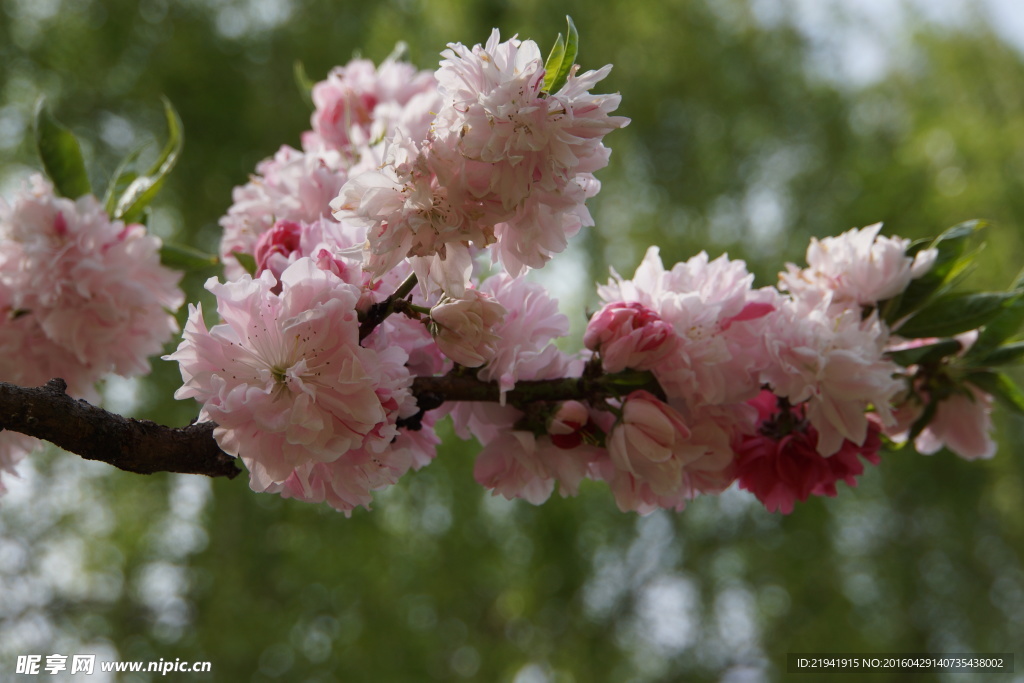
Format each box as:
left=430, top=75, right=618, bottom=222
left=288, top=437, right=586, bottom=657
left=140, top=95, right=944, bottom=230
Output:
left=0, top=379, right=241, bottom=479
left=0, top=367, right=660, bottom=479
left=359, top=272, right=419, bottom=341
left=411, top=366, right=665, bottom=408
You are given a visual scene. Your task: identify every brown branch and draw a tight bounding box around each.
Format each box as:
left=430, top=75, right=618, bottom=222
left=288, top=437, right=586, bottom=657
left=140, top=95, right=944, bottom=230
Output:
left=359, top=272, right=419, bottom=341
left=411, top=365, right=666, bottom=409
left=0, top=367, right=661, bottom=478
left=0, top=378, right=241, bottom=479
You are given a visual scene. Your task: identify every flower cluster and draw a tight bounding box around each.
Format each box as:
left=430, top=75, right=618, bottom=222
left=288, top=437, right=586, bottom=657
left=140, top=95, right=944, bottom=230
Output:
left=333, top=29, right=628, bottom=293
left=170, top=28, right=627, bottom=512
left=158, top=28, right=1011, bottom=517
left=0, top=175, right=184, bottom=492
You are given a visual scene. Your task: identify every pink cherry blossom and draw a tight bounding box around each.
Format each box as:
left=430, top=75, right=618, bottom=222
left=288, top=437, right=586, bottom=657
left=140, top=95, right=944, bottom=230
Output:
left=761, top=296, right=901, bottom=456
left=452, top=349, right=597, bottom=504
left=0, top=174, right=183, bottom=380
left=597, top=392, right=742, bottom=511
left=596, top=246, right=778, bottom=406
left=914, top=386, right=996, bottom=460
left=268, top=349, right=439, bottom=515
left=307, top=54, right=439, bottom=156
left=164, top=258, right=412, bottom=491
left=332, top=137, right=489, bottom=293
left=780, top=222, right=938, bottom=309
left=429, top=29, right=628, bottom=277
left=473, top=273, right=570, bottom=398
left=249, top=217, right=367, bottom=295
left=220, top=146, right=348, bottom=280
left=474, top=430, right=602, bottom=504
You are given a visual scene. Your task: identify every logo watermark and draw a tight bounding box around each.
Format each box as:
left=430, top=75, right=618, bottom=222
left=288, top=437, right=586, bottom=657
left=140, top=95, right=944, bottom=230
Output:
left=16, top=654, right=212, bottom=676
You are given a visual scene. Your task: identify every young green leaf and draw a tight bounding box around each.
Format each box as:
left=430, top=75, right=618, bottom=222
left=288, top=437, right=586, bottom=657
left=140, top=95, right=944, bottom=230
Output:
left=160, top=243, right=219, bottom=271
left=103, top=146, right=144, bottom=215
left=113, top=97, right=184, bottom=224
left=294, top=60, right=316, bottom=108
left=542, top=16, right=579, bottom=95
left=34, top=98, right=92, bottom=199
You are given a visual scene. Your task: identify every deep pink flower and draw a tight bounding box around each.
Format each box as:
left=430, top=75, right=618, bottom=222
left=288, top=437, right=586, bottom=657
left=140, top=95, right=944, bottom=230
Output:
left=734, top=391, right=882, bottom=514
left=254, top=219, right=303, bottom=280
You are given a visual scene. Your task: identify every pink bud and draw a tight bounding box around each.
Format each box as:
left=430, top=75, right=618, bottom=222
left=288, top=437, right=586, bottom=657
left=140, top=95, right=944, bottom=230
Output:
left=253, top=220, right=303, bottom=281
left=584, top=302, right=679, bottom=373
left=607, top=391, right=691, bottom=496
left=548, top=400, right=590, bottom=449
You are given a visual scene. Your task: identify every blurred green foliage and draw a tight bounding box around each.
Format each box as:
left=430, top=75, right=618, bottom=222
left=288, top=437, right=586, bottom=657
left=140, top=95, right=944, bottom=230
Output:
left=1, top=0, right=1024, bottom=681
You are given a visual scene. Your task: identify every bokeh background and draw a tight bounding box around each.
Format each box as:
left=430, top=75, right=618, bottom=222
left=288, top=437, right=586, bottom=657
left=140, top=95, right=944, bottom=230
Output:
left=2, top=0, right=1024, bottom=681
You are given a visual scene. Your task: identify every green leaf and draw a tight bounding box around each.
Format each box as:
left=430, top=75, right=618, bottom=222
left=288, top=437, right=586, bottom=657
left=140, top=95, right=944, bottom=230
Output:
left=886, top=338, right=963, bottom=367
left=160, top=243, right=219, bottom=271
left=34, top=98, right=92, bottom=199
left=895, top=291, right=1016, bottom=339
left=964, top=294, right=1024, bottom=363
left=976, top=341, right=1024, bottom=367
left=885, top=220, right=985, bottom=324
left=232, top=251, right=258, bottom=277
left=113, top=97, right=183, bottom=224
left=965, top=370, right=1024, bottom=416
left=103, top=146, right=144, bottom=215
left=294, top=60, right=316, bottom=108
left=542, top=16, right=579, bottom=95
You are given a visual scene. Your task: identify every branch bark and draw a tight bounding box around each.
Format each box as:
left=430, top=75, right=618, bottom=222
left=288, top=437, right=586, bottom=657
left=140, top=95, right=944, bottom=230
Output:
left=0, top=367, right=661, bottom=479
left=0, top=379, right=241, bottom=479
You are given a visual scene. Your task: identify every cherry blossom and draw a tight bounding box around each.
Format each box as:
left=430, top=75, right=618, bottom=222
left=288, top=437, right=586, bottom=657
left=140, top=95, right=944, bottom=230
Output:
left=164, top=259, right=412, bottom=491
left=734, top=391, right=883, bottom=514
left=780, top=222, right=938, bottom=309
left=0, top=175, right=184, bottom=379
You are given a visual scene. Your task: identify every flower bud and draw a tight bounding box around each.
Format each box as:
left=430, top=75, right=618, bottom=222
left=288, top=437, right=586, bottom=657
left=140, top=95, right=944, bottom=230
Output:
left=607, top=391, right=691, bottom=496
left=548, top=400, right=590, bottom=450
left=584, top=301, right=679, bottom=373
left=429, top=290, right=507, bottom=367
left=254, top=219, right=303, bottom=283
